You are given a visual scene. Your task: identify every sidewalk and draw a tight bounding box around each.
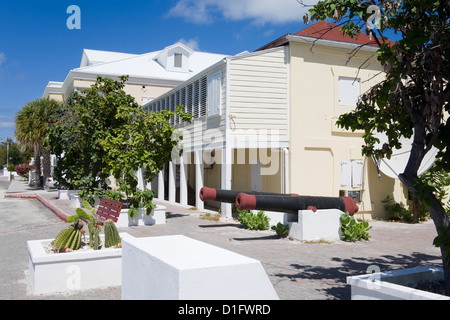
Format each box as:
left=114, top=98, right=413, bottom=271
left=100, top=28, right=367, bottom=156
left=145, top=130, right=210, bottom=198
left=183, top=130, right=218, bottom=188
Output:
left=0, top=177, right=444, bottom=300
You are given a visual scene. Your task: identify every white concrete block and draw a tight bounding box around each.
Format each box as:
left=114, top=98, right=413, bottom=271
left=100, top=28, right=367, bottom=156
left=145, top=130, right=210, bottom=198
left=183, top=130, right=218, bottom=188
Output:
left=121, top=235, right=279, bottom=300
left=263, top=210, right=296, bottom=226
left=288, top=209, right=342, bottom=241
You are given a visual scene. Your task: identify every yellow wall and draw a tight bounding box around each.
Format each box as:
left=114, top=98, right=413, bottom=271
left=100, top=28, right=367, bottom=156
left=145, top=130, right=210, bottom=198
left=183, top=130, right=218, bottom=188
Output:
left=69, top=79, right=173, bottom=106
left=288, top=41, right=409, bottom=219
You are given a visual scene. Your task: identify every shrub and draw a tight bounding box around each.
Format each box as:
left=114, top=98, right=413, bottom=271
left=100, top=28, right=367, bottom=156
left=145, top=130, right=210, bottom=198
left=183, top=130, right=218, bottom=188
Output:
left=238, top=210, right=270, bottom=230
left=15, top=164, right=35, bottom=178
left=271, top=222, right=290, bottom=237
left=340, top=212, right=371, bottom=242
left=382, top=196, right=414, bottom=222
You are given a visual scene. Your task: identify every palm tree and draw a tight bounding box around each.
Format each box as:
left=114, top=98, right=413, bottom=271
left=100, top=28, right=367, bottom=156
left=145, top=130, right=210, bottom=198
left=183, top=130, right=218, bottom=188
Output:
left=15, top=98, right=61, bottom=187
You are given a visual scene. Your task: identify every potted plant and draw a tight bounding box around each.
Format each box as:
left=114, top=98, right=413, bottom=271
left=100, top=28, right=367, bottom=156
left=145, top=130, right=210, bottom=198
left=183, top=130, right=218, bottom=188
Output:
left=27, top=201, right=133, bottom=295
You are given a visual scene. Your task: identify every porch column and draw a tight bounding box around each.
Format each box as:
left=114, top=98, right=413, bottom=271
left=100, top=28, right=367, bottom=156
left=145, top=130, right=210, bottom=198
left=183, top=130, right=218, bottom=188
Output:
left=157, top=169, right=164, bottom=200
left=137, top=168, right=146, bottom=191
left=221, top=145, right=232, bottom=218
left=179, top=155, right=188, bottom=205
left=168, top=161, right=176, bottom=203
left=195, top=150, right=204, bottom=210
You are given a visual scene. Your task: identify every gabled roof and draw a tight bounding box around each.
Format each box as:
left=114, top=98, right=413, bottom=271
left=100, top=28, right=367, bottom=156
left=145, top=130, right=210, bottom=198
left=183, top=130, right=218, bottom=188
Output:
left=256, top=20, right=395, bottom=51
left=80, top=49, right=138, bottom=67
left=295, top=21, right=395, bottom=46
left=72, top=43, right=227, bottom=83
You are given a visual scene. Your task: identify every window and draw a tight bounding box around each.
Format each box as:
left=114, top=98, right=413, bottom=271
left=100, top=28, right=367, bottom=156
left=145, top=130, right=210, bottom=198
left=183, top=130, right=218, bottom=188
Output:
left=207, top=70, right=222, bottom=117
left=174, top=53, right=182, bottom=68
left=341, top=159, right=364, bottom=188
left=338, top=77, right=360, bottom=106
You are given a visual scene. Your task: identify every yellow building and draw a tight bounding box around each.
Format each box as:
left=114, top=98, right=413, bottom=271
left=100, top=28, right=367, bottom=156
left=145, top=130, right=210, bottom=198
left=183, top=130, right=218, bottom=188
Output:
left=145, top=21, right=414, bottom=220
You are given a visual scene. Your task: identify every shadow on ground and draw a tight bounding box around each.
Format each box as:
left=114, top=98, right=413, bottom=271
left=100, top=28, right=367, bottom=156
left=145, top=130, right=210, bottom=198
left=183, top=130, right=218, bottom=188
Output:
left=274, top=252, right=442, bottom=300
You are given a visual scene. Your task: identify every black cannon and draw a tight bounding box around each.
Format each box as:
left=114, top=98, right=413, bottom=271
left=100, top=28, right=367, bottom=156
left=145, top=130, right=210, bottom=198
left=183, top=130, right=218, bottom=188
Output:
left=199, top=186, right=299, bottom=204
left=235, top=193, right=359, bottom=216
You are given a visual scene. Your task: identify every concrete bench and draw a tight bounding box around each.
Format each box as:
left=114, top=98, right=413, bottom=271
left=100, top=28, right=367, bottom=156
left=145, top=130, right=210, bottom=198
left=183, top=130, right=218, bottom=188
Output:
left=121, top=235, right=279, bottom=300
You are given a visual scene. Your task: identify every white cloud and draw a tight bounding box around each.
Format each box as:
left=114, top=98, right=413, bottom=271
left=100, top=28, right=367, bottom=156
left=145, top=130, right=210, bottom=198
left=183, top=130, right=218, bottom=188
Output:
left=178, top=37, right=200, bottom=51
left=0, top=121, right=15, bottom=129
left=167, top=0, right=319, bottom=25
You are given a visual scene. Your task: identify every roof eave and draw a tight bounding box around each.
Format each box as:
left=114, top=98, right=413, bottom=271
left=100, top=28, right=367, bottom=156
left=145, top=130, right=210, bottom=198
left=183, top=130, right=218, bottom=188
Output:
left=286, top=34, right=380, bottom=53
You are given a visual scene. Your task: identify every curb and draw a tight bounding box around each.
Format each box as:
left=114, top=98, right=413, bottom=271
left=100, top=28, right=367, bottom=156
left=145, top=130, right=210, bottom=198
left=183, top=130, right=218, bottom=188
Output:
left=4, top=193, right=69, bottom=222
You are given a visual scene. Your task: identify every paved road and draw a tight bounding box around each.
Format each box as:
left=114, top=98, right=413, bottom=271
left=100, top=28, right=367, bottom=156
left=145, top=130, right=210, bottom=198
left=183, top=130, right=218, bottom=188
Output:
left=0, top=177, right=444, bottom=300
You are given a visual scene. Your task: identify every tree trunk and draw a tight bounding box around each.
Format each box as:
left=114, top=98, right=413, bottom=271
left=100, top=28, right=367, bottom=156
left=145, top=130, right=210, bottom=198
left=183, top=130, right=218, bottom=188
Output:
left=33, top=143, right=42, bottom=188
left=42, top=147, right=51, bottom=183
left=399, top=173, right=450, bottom=295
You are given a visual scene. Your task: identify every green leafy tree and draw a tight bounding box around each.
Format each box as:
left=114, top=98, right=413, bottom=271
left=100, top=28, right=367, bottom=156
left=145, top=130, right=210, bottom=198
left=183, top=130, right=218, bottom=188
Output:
left=45, top=76, right=133, bottom=201
left=305, top=0, right=450, bottom=293
left=101, top=101, right=192, bottom=217
left=0, top=139, right=31, bottom=168
left=15, top=98, right=61, bottom=186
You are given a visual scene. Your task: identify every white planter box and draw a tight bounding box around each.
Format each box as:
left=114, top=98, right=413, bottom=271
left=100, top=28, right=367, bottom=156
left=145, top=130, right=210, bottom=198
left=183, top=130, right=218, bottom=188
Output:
left=69, top=194, right=83, bottom=208
left=58, top=190, right=78, bottom=200
left=27, top=232, right=134, bottom=295
left=116, top=205, right=166, bottom=228
left=347, top=266, right=450, bottom=300
left=69, top=194, right=100, bottom=208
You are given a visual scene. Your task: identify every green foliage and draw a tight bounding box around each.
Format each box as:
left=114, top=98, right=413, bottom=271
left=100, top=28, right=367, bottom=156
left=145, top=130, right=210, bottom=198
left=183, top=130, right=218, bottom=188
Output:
left=434, top=225, right=450, bottom=264
left=271, top=222, right=290, bottom=238
left=45, top=76, right=133, bottom=198
left=0, top=139, right=31, bottom=169
left=382, top=196, right=414, bottom=222
left=238, top=210, right=270, bottom=231
left=309, top=0, right=450, bottom=176
left=340, top=212, right=372, bottom=242
left=414, top=163, right=450, bottom=210
left=101, top=92, right=192, bottom=217
left=67, top=200, right=102, bottom=250
left=104, top=220, right=121, bottom=248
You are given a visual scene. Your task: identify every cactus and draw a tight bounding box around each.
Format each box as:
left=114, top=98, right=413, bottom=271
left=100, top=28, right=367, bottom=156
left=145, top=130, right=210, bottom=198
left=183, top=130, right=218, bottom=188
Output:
left=104, top=219, right=121, bottom=248
left=53, top=222, right=83, bottom=251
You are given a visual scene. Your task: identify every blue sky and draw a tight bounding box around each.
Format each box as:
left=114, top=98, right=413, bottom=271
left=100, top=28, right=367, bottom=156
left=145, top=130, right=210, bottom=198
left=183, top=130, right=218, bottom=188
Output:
left=0, top=0, right=398, bottom=142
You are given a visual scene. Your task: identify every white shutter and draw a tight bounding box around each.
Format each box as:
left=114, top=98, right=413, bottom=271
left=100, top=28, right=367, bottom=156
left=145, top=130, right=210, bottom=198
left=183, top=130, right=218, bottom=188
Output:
left=207, top=70, right=222, bottom=117
left=340, top=160, right=352, bottom=188
left=338, top=77, right=360, bottom=106
left=351, top=160, right=364, bottom=188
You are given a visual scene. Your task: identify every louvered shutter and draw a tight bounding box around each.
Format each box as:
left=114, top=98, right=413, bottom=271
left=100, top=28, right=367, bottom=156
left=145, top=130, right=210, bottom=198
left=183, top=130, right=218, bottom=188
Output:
left=207, top=70, right=221, bottom=117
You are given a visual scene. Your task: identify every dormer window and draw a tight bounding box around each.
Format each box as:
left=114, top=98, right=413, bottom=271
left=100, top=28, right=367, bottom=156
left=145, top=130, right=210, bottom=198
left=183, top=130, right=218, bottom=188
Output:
left=174, top=53, right=182, bottom=68
left=154, top=42, right=193, bottom=73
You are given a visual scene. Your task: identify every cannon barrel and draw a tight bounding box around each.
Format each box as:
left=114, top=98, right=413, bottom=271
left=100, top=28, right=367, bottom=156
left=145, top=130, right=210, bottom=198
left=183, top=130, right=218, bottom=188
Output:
left=199, top=187, right=299, bottom=203
left=235, top=193, right=358, bottom=216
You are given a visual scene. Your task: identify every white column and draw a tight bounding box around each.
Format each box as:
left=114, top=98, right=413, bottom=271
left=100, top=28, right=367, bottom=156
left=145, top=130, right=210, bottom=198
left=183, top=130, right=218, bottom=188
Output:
left=137, top=168, right=146, bottom=191
left=158, top=169, right=165, bottom=200
left=179, top=155, right=188, bottom=205
left=195, top=150, right=204, bottom=210
left=220, top=145, right=232, bottom=218
left=284, top=147, right=290, bottom=194
left=168, top=161, right=176, bottom=203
